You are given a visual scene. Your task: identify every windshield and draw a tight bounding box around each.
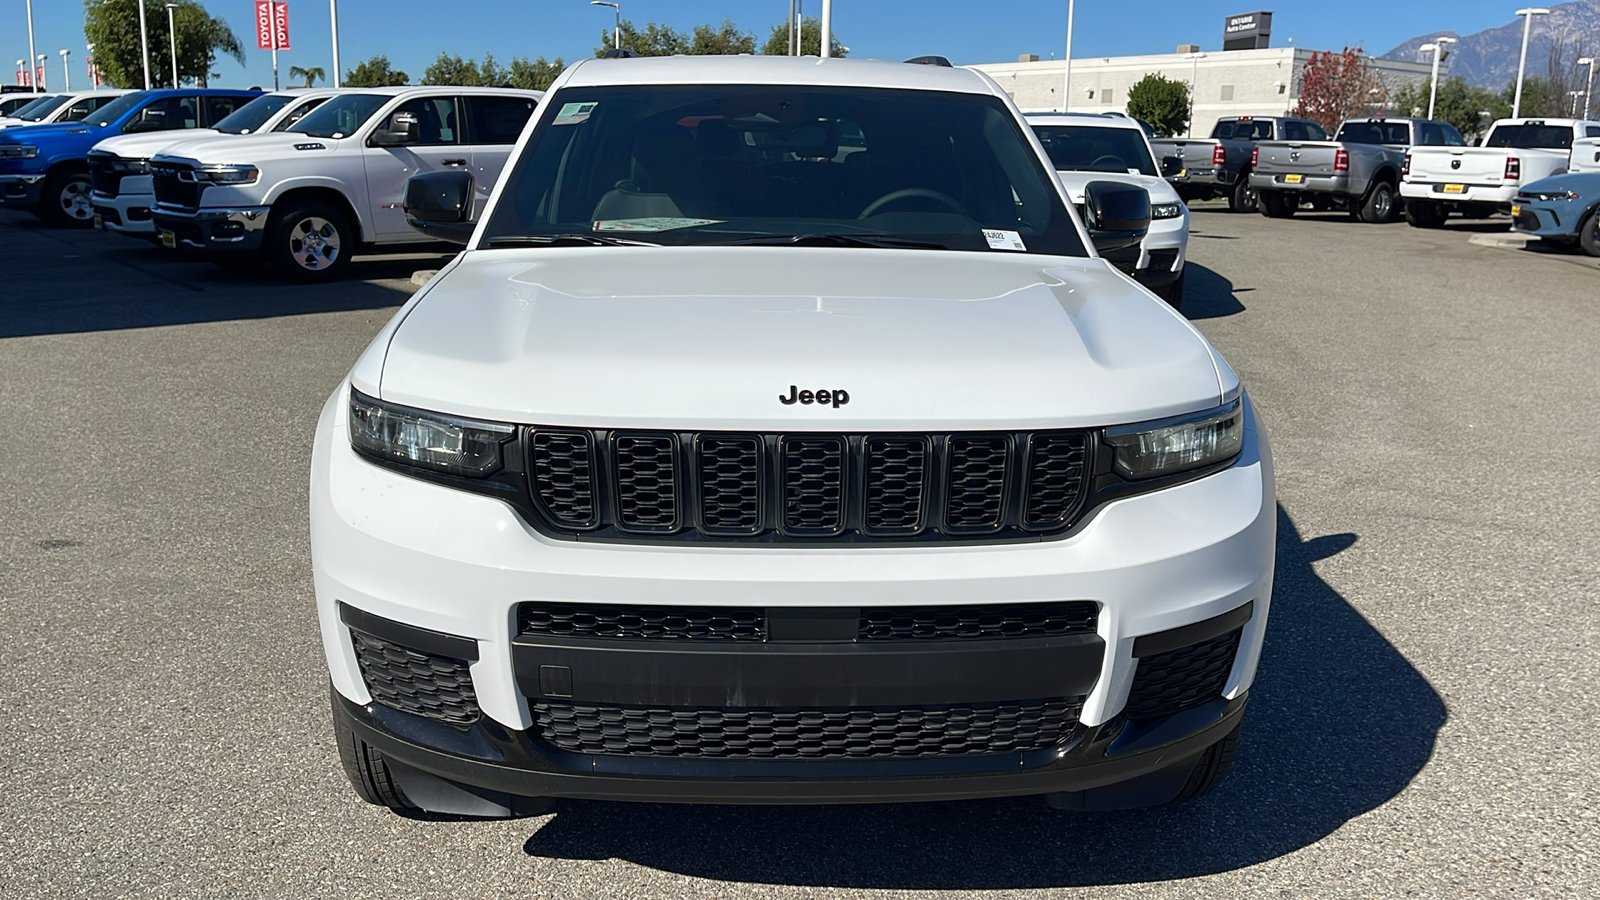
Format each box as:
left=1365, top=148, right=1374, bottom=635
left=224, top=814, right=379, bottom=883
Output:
left=82, top=92, right=150, bottom=128
left=1031, top=124, right=1157, bottom=176
left=481, top=85, right=1087, bottom=257
left=288, top=93, right=389, bottom=138
left=1335, top=121, right=1411, bottom=145
left=15, top=94, right=70, bottom=122
left=1485, top=124, right=1574, bottom=150
left=215, top=93, right=296, bottom=134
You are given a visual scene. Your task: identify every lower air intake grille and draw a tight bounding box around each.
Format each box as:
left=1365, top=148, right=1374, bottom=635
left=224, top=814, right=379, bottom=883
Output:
left=532, top=697, right=1083, bottom=759
left=518, top=602, right=766, bottom=641
left=1123, top=628, right=1242, bottom=721
left=350, top=630, right=480, bottom=726
left=858, top=601, right=1099, bottom=641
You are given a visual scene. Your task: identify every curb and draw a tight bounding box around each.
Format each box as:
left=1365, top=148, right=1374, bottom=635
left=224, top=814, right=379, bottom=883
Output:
left=1467, top=232, right=1535, bottom=251
left=411, top=270, right=439, bottom=287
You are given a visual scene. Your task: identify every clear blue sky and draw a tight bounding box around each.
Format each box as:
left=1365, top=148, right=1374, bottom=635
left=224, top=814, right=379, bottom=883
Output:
left=7, top=1, right=1543, bottom=89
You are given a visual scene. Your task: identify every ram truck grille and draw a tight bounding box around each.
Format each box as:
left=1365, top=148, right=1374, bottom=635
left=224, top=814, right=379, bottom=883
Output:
left=150, top=162, right=202, bottom=210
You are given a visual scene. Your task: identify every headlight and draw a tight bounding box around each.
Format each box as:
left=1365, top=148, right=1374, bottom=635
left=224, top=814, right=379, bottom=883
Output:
left=348, top=389, right=514, bottom=477
left=194, top=163, right=259, bottom=185
left=111, top=156, right=151, bottom=175
left=1105, top=401, right=1243, bottom=479
left=1150, top=202, right=1185, bottom=220
left=0, top=144, right=38, bottom=159
left=1524, top=190, right=1580, bottom=202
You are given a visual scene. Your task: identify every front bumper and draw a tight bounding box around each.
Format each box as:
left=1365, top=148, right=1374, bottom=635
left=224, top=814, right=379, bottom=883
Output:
left=1399, top=181, right=1513, bottom=207
left=1510, top=198, right=1588, bottom=237
left=150, top=205, right=270, bottom=252
left=312, top=386, right=1275, bottom=805
left=0, top=172, right=45, bottom=207
left=1250, top=172, right=1350, bottom=196
left=91, top=189, right=157, bottom=236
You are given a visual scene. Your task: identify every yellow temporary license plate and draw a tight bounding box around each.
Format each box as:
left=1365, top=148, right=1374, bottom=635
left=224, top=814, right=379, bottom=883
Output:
left=1177, top=169, right=1187, bottom=178
left=1283, top=174, right=1303, bottom=184
left=160, top=229, right=176, bottom=249
left=93, top=213, right=104, bottom=230
left=1511, top=204, right=1522, bottom=216
left=1444, top=184, right=1465, bottom=194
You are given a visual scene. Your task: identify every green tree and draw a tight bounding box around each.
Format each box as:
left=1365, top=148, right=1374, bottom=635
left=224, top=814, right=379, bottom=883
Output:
left=761, top=17, right=847, bottom=57
left=690, top=19, right=756, bottom=55
left=344, top=55, right=408, bottom=87
left=1390, top=76, right=1506, bottom=141
left=1126, top=73, right=1190, bottom=137
left=82, top=0, right=244, bottom=88
left=1502, top=76, right=1560, bottom=118
left=507, top=56, right=565, bottom=91
left=422, top=53, right=484, bottom=85
left=288, top=65, right=325, bottom=88
left=596, top=20, right=691, bottom=57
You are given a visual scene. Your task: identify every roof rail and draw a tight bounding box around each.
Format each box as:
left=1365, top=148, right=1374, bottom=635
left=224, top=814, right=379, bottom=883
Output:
left=904, top=55, right=953, bottom=67
left=600, top=48, right=642, bottom=59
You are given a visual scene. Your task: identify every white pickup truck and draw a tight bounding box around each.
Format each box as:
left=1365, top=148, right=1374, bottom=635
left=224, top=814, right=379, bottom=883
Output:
left=148, top=86, right=542, bottom=280
left=0, top=89, right=129, bottom=130
left=1401, top=118, right=1600, bottom=228
left=1569, top=137, right=1600, bottom=174
left=90, top=89, right=339, bottom=239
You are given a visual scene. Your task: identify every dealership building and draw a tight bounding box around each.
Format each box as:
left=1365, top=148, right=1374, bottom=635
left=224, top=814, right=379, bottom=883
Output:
left=971, top=11, right=1435, bottom=136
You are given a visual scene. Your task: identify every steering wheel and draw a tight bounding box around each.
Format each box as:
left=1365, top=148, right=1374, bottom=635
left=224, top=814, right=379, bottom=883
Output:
left=1089, top=155, right=1126, bottom=170
left=859, top=187, right=968, bottom=219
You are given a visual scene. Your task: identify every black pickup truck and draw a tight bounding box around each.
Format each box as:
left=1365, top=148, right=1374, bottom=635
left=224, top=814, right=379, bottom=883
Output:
left=1151, top=116, right=1328, bottom=212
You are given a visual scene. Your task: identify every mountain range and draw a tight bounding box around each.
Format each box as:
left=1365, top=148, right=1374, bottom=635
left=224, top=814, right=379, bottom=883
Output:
left=1382, top=0, right=1600, bottom=90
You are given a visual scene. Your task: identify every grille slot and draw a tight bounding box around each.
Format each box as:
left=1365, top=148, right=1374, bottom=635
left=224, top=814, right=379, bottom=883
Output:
left=612, top=433, right=679, bottom=532
left=782, top=436, right=847, bottom=534
left=1124, top=628, right=1242, bottom=721
left=1022, top=433, right=1090, bottom=529
left=862, top=436, right=930, bottom=534
left=697, top=436, right=763, bottom=533
left=88, top=154, right=121, bottom=197
left=859, top=601, right=1099, bottom=641
left=519, top=602, right=766, bottom=641
left=350, top=630, right=480, bottom=726
left=150, top=162, right=201, bottom=210
left=945, top=436, right=1011, bottom=532
left=532, top=697, right=1082, bottom=759
left=531, top=430, right=597, bottom=528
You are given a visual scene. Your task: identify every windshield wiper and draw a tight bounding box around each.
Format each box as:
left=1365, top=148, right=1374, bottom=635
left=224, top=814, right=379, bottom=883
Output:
left=714, top=233, right=952, bottom=249
left=485, top=234, right=661, bottom=248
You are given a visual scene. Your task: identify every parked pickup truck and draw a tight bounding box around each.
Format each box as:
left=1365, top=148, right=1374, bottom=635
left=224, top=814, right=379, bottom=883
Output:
left=1152, top=115, right=1327, bottom=213
left=1569, top=137, right=1600, bottom=174
left=1400, top=118, right=1600, bottom=228
left=150, top=86, right=541, bottom=280
left=1250, top=117, right=1464, bottom=223
left=0, top=89, right=129, bottom=130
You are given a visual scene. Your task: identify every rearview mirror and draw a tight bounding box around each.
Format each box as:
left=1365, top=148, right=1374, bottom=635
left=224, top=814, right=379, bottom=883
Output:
left=124, top=109, right=167, bottom=133
left=404, top=170, right=476, bottom=244
left=1082, top=181, right=1150, bottom=254
left=370, top=111, right=420, bottom=147
left=1160, top=155, right=1183, bottom=178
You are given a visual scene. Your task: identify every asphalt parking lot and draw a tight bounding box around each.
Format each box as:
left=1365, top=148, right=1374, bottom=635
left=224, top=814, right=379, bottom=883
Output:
left=2, top=206, right=1597, bottom=899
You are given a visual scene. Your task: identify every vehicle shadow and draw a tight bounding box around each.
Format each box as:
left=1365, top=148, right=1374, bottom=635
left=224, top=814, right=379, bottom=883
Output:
left=521, top=505, right=1446, bottom=889
left=1182, top=263, right=1246, bottom=320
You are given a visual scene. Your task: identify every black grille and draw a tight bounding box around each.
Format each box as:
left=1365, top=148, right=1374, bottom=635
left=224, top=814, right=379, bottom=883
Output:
left=88, top=154, right=121, bottom=197
left=525, top=429, right=1093, bottom=543
left=859, top=602, right=1099, bottom=641
left=519, top=602, right=766, bottom=641
left=532, top=697, right=1083, bottom=759
left=1123, top=628, right=1242, bottom=721
left=150, top=162, right=202, bottom=210
left=350, top=630, right=480, bottom=726
left=1513, top=208, right=1541, bottom=231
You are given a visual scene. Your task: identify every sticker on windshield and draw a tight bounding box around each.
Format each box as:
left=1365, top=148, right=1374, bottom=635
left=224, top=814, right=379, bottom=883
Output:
left=552, top=102, right=599, bottom=126
left=594, top=217, right=725, bottom=233
left=983, top=229, right=1028, bottom=251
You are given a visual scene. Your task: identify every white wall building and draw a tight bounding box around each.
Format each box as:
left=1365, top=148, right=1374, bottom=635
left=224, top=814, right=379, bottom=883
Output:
left=973, top=47, right=1435, bottom=136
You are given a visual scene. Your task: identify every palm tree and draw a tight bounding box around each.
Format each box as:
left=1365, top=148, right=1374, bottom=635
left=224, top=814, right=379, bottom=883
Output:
left=288, top=65, right=325, bottom=88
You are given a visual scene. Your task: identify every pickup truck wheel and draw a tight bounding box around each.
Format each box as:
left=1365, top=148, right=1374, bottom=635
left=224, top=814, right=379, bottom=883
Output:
left=1227, top=175, right=1257, bottom=213
left=1404, top=199, right=1447, bottom=229
left=267, top=201, right=353, bottom=282
left=41, top=169, right=96, bottom=228
left=1360, top=181, right=1398, bottom=224
left=1258, top=189, right=1295, bottom=218
left=1579, top=213, right=1600, bottom=257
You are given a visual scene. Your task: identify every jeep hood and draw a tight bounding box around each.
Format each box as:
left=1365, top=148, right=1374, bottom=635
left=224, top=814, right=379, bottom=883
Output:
left=374, top=248, right=1232, bottom=431
left=1053, top=169, right=1180, bottom=206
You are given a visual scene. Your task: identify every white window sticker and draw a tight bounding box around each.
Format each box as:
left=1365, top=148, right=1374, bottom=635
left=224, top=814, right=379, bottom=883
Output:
left=983, top=229, right=1027, bottom=251
left=594, top=217, right=724, bottom=233
left=552, top=102, right=599, bottom=126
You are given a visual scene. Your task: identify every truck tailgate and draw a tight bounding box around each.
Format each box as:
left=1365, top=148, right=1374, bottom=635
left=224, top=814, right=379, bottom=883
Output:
left=1569, top=138, right=1600, bottom=174
left=1406, top=146, right=1512, bottom=186
left=1253, top=141, right=1339, bottom=180
left=1149, top=138, right=1219, bottom=174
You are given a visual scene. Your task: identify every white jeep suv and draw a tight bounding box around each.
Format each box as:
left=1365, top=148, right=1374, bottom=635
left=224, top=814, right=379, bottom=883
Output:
left=148, top=86, right=542, bottom=280
left=312, top=56, right=1274, bottom=816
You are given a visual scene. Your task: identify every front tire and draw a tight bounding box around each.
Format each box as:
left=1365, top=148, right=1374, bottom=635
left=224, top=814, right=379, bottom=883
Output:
left=266, top=200, right=354, bottom=282
left=1360, top=181, right=1398, bottom=224
left=40, top=168, right=96, bottom=228
left=1227, top=174, right=1257, bottom=213
left=1171, top=722, right=1242, bottom=803
left=1258, top=189, right=1296, bottom=218
left=1579, top=213, right=1600, bottom=257
left=334, top=709, right=416, bottom=811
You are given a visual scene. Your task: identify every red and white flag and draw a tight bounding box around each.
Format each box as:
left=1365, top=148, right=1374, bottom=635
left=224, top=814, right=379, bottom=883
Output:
left=255, top=1, right=290, bottom=51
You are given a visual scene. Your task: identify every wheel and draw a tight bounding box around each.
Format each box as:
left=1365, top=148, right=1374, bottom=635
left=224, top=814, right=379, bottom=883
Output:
left=1258, top=189, right=1296, bottom=218
left=1579, top=213, right=1600, bottom=258
left=40, top=168, right=96, bottom=228
left=335, top=711, right=416, bottom=811
left=1359, top=181, right=1398, bottom=224
left=266, top=200, right=354, bottom=282
left=1042, top=722, right=1241, bottom=810
left=1226, top=174, right=1257, bottom=213
left=1171, top=722, right=1241, bottom=803
left=1154, top=271, right=1185, bottom=310
left=1404, top=199, right=1447, bottom=229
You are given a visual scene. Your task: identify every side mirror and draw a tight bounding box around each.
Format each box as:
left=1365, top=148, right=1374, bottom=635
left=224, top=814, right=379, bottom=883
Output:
left=1160, top=155, right=1184, bottom=178
left=404, top=169, right=476, bottom=244
left=370, top=111, right=420, bottom=147
left=1082, top=181, right=1150, bottom=254
left=124, top=109, right=167, bottom=133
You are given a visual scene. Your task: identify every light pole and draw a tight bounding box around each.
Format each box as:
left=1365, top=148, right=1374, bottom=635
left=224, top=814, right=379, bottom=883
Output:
left=330, top=0, right=342, bottom=87
left=1569, top=90, right=1583, bottom=116
left=1183, top=51, right=1207, bottom=137
left=1421, top=36, right=1455, bottom=119
left=25, top=0, right=38, bottom=92
left=14, top=61, right=24, bottom=89
left=1512, top=8, right=1550, bottom=118
left=165, top=3, right=179, bottom=87
left=36, top=53, right=47, bottom=90
left=1061, top=0, right=1075, bottom=112
left=59, top=49, right=70, bottom=91
left=820, top=0, right=832, bottom=59
left=86, top=42, right=98, bottom=87
left=591, top=2, right=620, bottom=51
left=1579, top=57, right=1595, bottom=119
left=137, top=0, right=152, bottom=90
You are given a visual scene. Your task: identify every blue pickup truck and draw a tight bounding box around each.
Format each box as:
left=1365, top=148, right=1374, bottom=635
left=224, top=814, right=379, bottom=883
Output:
left=0, top=88, right=259, bottom=226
